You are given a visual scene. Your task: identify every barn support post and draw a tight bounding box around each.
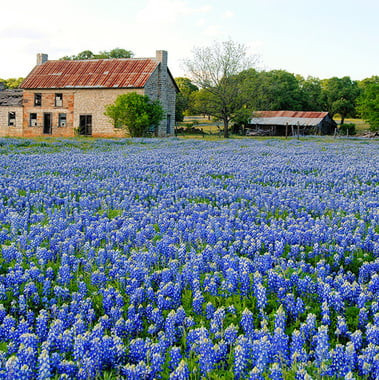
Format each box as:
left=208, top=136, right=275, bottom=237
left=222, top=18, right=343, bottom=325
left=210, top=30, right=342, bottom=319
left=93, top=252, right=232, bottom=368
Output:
left=297, top=122, right=300, bottom=140
left=285, top=122, right=288, bottom=139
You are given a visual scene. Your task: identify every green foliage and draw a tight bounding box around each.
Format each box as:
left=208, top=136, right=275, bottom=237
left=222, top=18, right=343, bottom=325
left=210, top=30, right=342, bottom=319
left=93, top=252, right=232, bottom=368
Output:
left=238, top=69, right=305, bottom=111
left=184, top=40, right=258, bottom=137
left=105, top=209, right=123, bottom=219
left=357, top=76, right=379, bottom=131
left=175, top=77, right=199, bottom=96
left=174, top=77, right=199, bottom=120
left=338, top=123, right=356, bottom=135
left=297, top=75, right=324, bottom=111
left=191, top=89, right=213, bottom=117
left=104, top=93, right=164, bottom=137
left=175, top=93, right=187, bottom=122
left=0, top=77, right=24, bottom=88
left=321, top=77, right=361, bottom=123
left=60, top=48, right=134, bottom=60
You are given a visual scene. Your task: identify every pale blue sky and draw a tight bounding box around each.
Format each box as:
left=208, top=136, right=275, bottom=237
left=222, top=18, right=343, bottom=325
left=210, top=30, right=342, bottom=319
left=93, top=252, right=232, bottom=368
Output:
left=1, top=0, right=378, bottom=80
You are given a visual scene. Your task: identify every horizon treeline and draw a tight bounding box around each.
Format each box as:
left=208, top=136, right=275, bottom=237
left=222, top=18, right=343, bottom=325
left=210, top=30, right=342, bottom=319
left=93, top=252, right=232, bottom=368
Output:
left=176, top=71, right=378, bottom=130
left=1, top=70, right=377, bottom=131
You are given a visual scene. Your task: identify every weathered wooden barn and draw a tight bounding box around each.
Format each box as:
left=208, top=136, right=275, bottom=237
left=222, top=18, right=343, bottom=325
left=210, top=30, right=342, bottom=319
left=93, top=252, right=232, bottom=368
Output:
left=247, top=111, right=337, bottom=136
left=0, top=50, right=178, bottom=138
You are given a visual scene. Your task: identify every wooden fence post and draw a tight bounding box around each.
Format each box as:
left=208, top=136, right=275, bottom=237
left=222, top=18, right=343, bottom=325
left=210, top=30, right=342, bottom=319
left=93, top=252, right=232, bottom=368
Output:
left=297, top=122, right=300, bottom=140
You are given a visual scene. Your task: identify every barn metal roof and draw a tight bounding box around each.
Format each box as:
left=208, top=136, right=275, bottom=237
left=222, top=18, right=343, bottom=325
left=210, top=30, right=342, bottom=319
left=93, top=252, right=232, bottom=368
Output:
left=20, top=58, right=159, bottom=89
left=0, top=89, right=23, bottom=107
left=249, top=111, right=330, bottom=127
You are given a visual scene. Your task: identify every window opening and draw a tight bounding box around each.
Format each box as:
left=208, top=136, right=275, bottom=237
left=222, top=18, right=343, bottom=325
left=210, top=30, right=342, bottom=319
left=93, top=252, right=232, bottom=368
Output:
left=166, top=114, right=171, bottom=134
left=34, top=93, right=42, bottom=106
left=30, top=113, right=37, bottom=126
left=55, top=93, right=63, bottom=107
left=8, top=112, right=16, bottom=126
left=58, top=113, right=67, bottom=127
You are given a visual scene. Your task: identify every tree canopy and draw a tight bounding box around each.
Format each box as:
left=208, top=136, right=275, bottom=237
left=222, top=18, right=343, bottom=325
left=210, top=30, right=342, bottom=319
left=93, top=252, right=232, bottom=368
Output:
left=174, top=77, right=199, bottom=121
left=0, top=77, right=24, bottom=89
left=104, top=93, right=163, bottom=137
left=178, top=67, right=376, bottom=132
left=321, top=76, right=361, bottom=124
left=357, top=76, right=379, bottom=131
left=60, top=48, right=134, bottom=60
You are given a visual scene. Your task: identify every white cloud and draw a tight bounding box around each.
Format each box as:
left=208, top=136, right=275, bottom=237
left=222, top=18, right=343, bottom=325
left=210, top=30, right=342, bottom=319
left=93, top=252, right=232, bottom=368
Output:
left=197, top=18, right=206, bottom=27
left=222, top=10, right=234, bottom=19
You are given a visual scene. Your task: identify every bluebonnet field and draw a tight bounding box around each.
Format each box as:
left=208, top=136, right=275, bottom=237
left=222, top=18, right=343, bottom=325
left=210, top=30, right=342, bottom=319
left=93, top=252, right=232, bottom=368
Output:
left=0, top=137, right=378, bottom=379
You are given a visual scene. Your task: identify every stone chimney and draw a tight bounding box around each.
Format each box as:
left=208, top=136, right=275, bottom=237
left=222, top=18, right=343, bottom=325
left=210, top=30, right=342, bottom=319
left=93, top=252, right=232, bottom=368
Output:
left=36, top=53, right=48, bottom=65
left=156, top=50, right=167, bottom=69
left=155, top=50, right=173, bottom=136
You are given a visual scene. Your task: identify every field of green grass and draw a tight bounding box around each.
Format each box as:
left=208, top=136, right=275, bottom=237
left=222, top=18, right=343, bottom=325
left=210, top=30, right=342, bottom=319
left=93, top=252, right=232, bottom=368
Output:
left=176, top=116, right=374, bottom=139
left=333, top=118, right=371, bottom=134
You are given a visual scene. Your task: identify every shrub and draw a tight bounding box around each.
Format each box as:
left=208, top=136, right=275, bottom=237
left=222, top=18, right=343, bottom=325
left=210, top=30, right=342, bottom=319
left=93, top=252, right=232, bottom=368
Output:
left=339, top=123, right=356, bottom=135
left=105, top=93, right=164, bottom=137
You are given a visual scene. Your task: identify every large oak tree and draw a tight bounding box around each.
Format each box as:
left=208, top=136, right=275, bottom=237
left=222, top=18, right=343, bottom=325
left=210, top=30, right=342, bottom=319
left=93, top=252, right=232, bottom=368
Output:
left=184, top=40, right=258, bottom=137
left=321, top=77, right=361, bottom=124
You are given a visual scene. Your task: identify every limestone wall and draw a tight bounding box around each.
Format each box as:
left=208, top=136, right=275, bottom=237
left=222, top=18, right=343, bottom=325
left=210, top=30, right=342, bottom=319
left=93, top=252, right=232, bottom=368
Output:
left=145, top=51, right=177, bottom=136
left=22, top=90, right=75, bottom=137
left=73, top=88, right=144, bottom=137
left=0, top=106, right=23, bottom=137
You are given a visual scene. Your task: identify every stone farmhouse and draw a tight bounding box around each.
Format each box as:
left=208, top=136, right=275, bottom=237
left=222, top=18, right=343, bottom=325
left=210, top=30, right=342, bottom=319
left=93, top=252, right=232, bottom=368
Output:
left=0, top=50, right=178, bottom=138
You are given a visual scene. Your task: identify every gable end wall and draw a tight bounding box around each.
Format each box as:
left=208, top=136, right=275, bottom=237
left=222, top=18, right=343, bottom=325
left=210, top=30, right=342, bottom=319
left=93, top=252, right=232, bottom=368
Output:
left=144, top=65, right=176, bottom=136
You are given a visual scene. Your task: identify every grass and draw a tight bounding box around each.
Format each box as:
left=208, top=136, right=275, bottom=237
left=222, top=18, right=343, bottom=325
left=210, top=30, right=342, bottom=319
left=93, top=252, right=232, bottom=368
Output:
left=178, top=115, right=374, bottom=138
left=333, top=117, right=371, bottom=134
left=177, top=116, right=223, bottom=135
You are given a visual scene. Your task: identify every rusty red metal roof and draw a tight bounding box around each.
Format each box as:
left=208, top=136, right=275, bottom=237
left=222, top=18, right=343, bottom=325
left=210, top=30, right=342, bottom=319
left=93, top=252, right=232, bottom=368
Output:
left=249, top=111, right=332, bottom=127
left=21, top=58, right=159, bottom=89
left=256, top=111, right=328, bottom=118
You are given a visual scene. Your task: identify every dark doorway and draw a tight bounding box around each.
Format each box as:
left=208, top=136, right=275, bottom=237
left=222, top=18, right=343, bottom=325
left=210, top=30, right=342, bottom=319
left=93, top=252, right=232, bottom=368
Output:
left=79, top=115, right=92, bottom=136
left=43, top=113, right=52, bottom=134
left=166, top=114, right=171, bottom=134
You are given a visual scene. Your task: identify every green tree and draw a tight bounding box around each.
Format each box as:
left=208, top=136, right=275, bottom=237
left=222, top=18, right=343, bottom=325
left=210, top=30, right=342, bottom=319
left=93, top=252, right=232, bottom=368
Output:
left=238, top=69, right=306, bottom=112
left=191, top=88, right=216, bottom=119
left=175, top=93, right=187, bottom=122
left=105, top=93, right=163, bottom=137
left=357, top=76, right=379, bottom=131
left=321, top=76, right=361, bottom=124
left=107, top=48, right=134, bottom=59
left=252, top=70, right=303, bottom=110
left=174, top=77, right=199, bottom=120
left=184, top=40, right=258, bottom=137
left=0, top=77, right=24, bottom=88
left=298, top=76, right=324, bottom=111
left=61, top=48, right=134, bottom=60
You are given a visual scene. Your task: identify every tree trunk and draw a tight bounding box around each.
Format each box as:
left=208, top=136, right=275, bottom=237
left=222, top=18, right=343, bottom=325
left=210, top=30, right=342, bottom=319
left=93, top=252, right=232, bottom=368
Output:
left=341, top=115, right=345, bottom=125
left=223, top=118, right=229, bottom=138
